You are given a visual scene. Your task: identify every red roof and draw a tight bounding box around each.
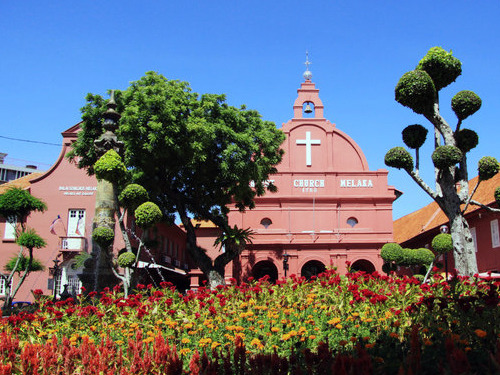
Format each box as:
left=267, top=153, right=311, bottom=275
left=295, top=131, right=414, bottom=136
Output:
left=394, top=174, right=500, bottom=244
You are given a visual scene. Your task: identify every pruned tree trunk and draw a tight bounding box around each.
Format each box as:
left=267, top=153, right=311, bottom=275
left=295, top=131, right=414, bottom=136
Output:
left=80, top=179, right=118, bottom=292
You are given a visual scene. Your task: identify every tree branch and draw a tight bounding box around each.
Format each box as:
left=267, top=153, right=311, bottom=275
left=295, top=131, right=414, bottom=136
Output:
left=469, top=200, right=500, bottom=213
left=461, top=180, right=480, bottom=214
left=409, top=170, right=439, bottom=201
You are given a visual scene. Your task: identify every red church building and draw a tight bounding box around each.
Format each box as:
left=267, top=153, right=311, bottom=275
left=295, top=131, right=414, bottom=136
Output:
left=191, top=67, right=398, bottom=286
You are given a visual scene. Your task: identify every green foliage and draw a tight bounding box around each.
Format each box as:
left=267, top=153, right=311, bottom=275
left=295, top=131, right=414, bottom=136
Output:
left=431, top=145, right=463, bottom=169
left=16, top=228, right=46, bottom=250
left=478, top=156, right=500, bottom=181
left=94, top=149, right=127, bottom=183
left=432, top=233, right=453, bottom=254
left=0, top=188, right=46, bottom=221
left=384, top=147, right=413, bottom=172
left=134, top=202, right=162, bottom=228
left=5, top=253, right=44, bottom=273
left=495, top=187, right=500, bottom=208
left=395, top=70, right=436, bottom=114
left=402, top=124, right=428, bottom=149
left=413, top=248, right=435, bottom=265
left=214, top=226, right=254, bottom=251
left=92, top=227, right=115, bottom=248
left=117, top=251, right=136, bottom=268
left=119, top=184, right=149, bottom=211
left=380, top=243, right=403, bottom=263
left=451, top=90, right=482, bottom=120
left=416, top=47, right=462, bottom=91
left=455, top=129, right=478, bottom=153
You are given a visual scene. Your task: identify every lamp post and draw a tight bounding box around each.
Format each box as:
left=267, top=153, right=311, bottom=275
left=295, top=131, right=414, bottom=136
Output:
left=440, top=225, right=449, bottom=280
left=52, top=258, right=60, bottom=301
left=283, top=251, right=290, bottom=277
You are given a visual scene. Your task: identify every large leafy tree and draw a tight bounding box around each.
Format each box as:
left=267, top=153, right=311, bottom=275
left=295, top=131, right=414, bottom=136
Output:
left=70, top=72, right=285, bottom=287
left=386, top=47, right=500, bottom=276
left=0, top=188, right=46, bottom=312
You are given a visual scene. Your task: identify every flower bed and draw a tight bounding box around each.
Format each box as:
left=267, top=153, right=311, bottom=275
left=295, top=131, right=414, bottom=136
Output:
left=1, top=270, right=499, bottom=374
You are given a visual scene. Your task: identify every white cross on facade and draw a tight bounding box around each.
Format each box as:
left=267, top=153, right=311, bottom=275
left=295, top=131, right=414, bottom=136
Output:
left=296, top=131, right=321, bottom=166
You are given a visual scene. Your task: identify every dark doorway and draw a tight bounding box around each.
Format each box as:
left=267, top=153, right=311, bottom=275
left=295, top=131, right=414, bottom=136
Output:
left=351, top=259, right=376, bottom=273
left=301, top=260, right=326, bottom=280
left=252, top=261, right=278, bottom=283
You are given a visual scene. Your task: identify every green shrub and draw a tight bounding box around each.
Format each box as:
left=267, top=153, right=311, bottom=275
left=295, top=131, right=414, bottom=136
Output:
left=5, top=254, right=45, bottom=273
left=119, top=184, right=149, bottom=211
left=134, top=202, right=162, bottom=228
left=432, top=233, right=453, bottom=254
left=451, top=90, right=481, bottom=120
left=0, top=188, right=46, bottom=221
left=92, top=227, right=115, bottom=248
left=384, top=147, right=413, bottom=172
left=495, top=187, right=500, bottom=208
left=94, top=150, right=127, bottom=182
left=402, top=124, right=428, bottom=149
left=431, top=145, right=462, bottom=169
left=117, top=251, right=136, bottom=268
left=455, top=129, right=478, bottom=153
left=380, top=243, right=403, bottom=263
left=478, top=156, right=499, bottom=181
left=414, top=248, right=435, bottom=265
left=395, top=70, right=436, bottom=114
left=16, top=229, right=46, bottom=250
left=416, top=47, right=462, bottom=91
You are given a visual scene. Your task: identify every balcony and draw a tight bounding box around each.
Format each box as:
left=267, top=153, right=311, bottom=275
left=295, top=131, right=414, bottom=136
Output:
left=59, top=236, right=88, bottom=252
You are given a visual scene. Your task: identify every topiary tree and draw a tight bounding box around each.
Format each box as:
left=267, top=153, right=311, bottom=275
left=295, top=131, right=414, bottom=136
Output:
left=388, top=46, right=500, bottom=276
left=89, top=149, right=162, bottom=297
left=380, top=242, right=436, bottom=281
left=0, top=189, right=47, bottom=312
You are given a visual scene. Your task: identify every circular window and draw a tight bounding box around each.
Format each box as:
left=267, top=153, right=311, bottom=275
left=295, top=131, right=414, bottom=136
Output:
left=260, top=218, right=272, bottom=229
left=347, top=217, right=358, bottom=227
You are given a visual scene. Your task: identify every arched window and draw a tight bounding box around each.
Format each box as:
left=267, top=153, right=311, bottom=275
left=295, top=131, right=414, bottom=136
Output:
left=347, top=217, right=358, bottom=227
left=260, top=218, right=272, bottom=229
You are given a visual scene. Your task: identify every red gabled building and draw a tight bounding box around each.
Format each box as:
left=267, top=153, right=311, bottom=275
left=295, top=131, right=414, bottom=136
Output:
left=393, top=174, right=500, bottom=274
left=0, top=124, right=192, bottom=302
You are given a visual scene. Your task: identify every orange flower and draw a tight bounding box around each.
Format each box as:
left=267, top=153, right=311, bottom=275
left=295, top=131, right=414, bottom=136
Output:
left=474, top=329, right=487, bottom=338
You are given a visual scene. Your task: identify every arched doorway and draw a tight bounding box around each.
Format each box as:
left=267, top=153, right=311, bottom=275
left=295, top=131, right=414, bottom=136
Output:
left=252, top=261, right=278, bottom=283
left=301, top=260, right=326, bottom=280
left=351, top=259, right=376, bottom=273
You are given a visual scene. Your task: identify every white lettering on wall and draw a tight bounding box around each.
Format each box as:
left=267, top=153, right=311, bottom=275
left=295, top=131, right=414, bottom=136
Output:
left=339, top=179, right=373, bottom=188
left=59, top=186, right=97, bottom=196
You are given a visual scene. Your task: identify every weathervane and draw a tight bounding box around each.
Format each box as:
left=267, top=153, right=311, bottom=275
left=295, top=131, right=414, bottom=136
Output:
left=303, top=51, right=312, bottom=81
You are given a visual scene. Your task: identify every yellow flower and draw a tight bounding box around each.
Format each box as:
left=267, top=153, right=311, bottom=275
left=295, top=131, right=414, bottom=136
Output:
left=475, top=329, right=487, bottom=338
left=184, top=323, right=193, bottom=330
left=179, top=348, right=191, bottom=356
left=250, top=338, right=263, bottom=348
left=130, top=323, right=138, bottom=329
left=271, top=327, right=280, bottom=333
left=309, top=335, right=316, bottom=340
left=143, top=337, right=154, bottom=344
left=181, top=338, right=190, bottom=344
left=90, top=325, right=97, bottom=332
left=335, top=324, right=343, bottom=329
left=211, top=341, right=221, bottom=349
left=328, top=318, right=341, bottom=325
left=115, top=340, right=124, bottom=345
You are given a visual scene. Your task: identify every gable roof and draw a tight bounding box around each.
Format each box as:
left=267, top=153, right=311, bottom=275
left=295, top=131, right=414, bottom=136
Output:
left=0, top=172, right=44, bottom=194
left=394, top=174, right=500, bottom=244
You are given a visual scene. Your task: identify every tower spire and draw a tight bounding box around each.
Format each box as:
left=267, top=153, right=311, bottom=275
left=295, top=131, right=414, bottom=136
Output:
left=303, top=51, right=312, bottom=81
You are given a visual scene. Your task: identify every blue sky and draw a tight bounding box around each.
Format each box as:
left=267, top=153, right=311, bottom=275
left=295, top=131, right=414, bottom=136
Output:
left=1, top=1, right=499, bottom=220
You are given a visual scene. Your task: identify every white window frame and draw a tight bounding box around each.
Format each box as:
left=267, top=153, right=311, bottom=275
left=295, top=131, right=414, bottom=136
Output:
left=470, top=227, right=478, bottom=252
left=491, top=219, right=500, bottom=248
left=3, top=216, right=17, bottom=240
left=0, top=276, right=12, bottom=295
